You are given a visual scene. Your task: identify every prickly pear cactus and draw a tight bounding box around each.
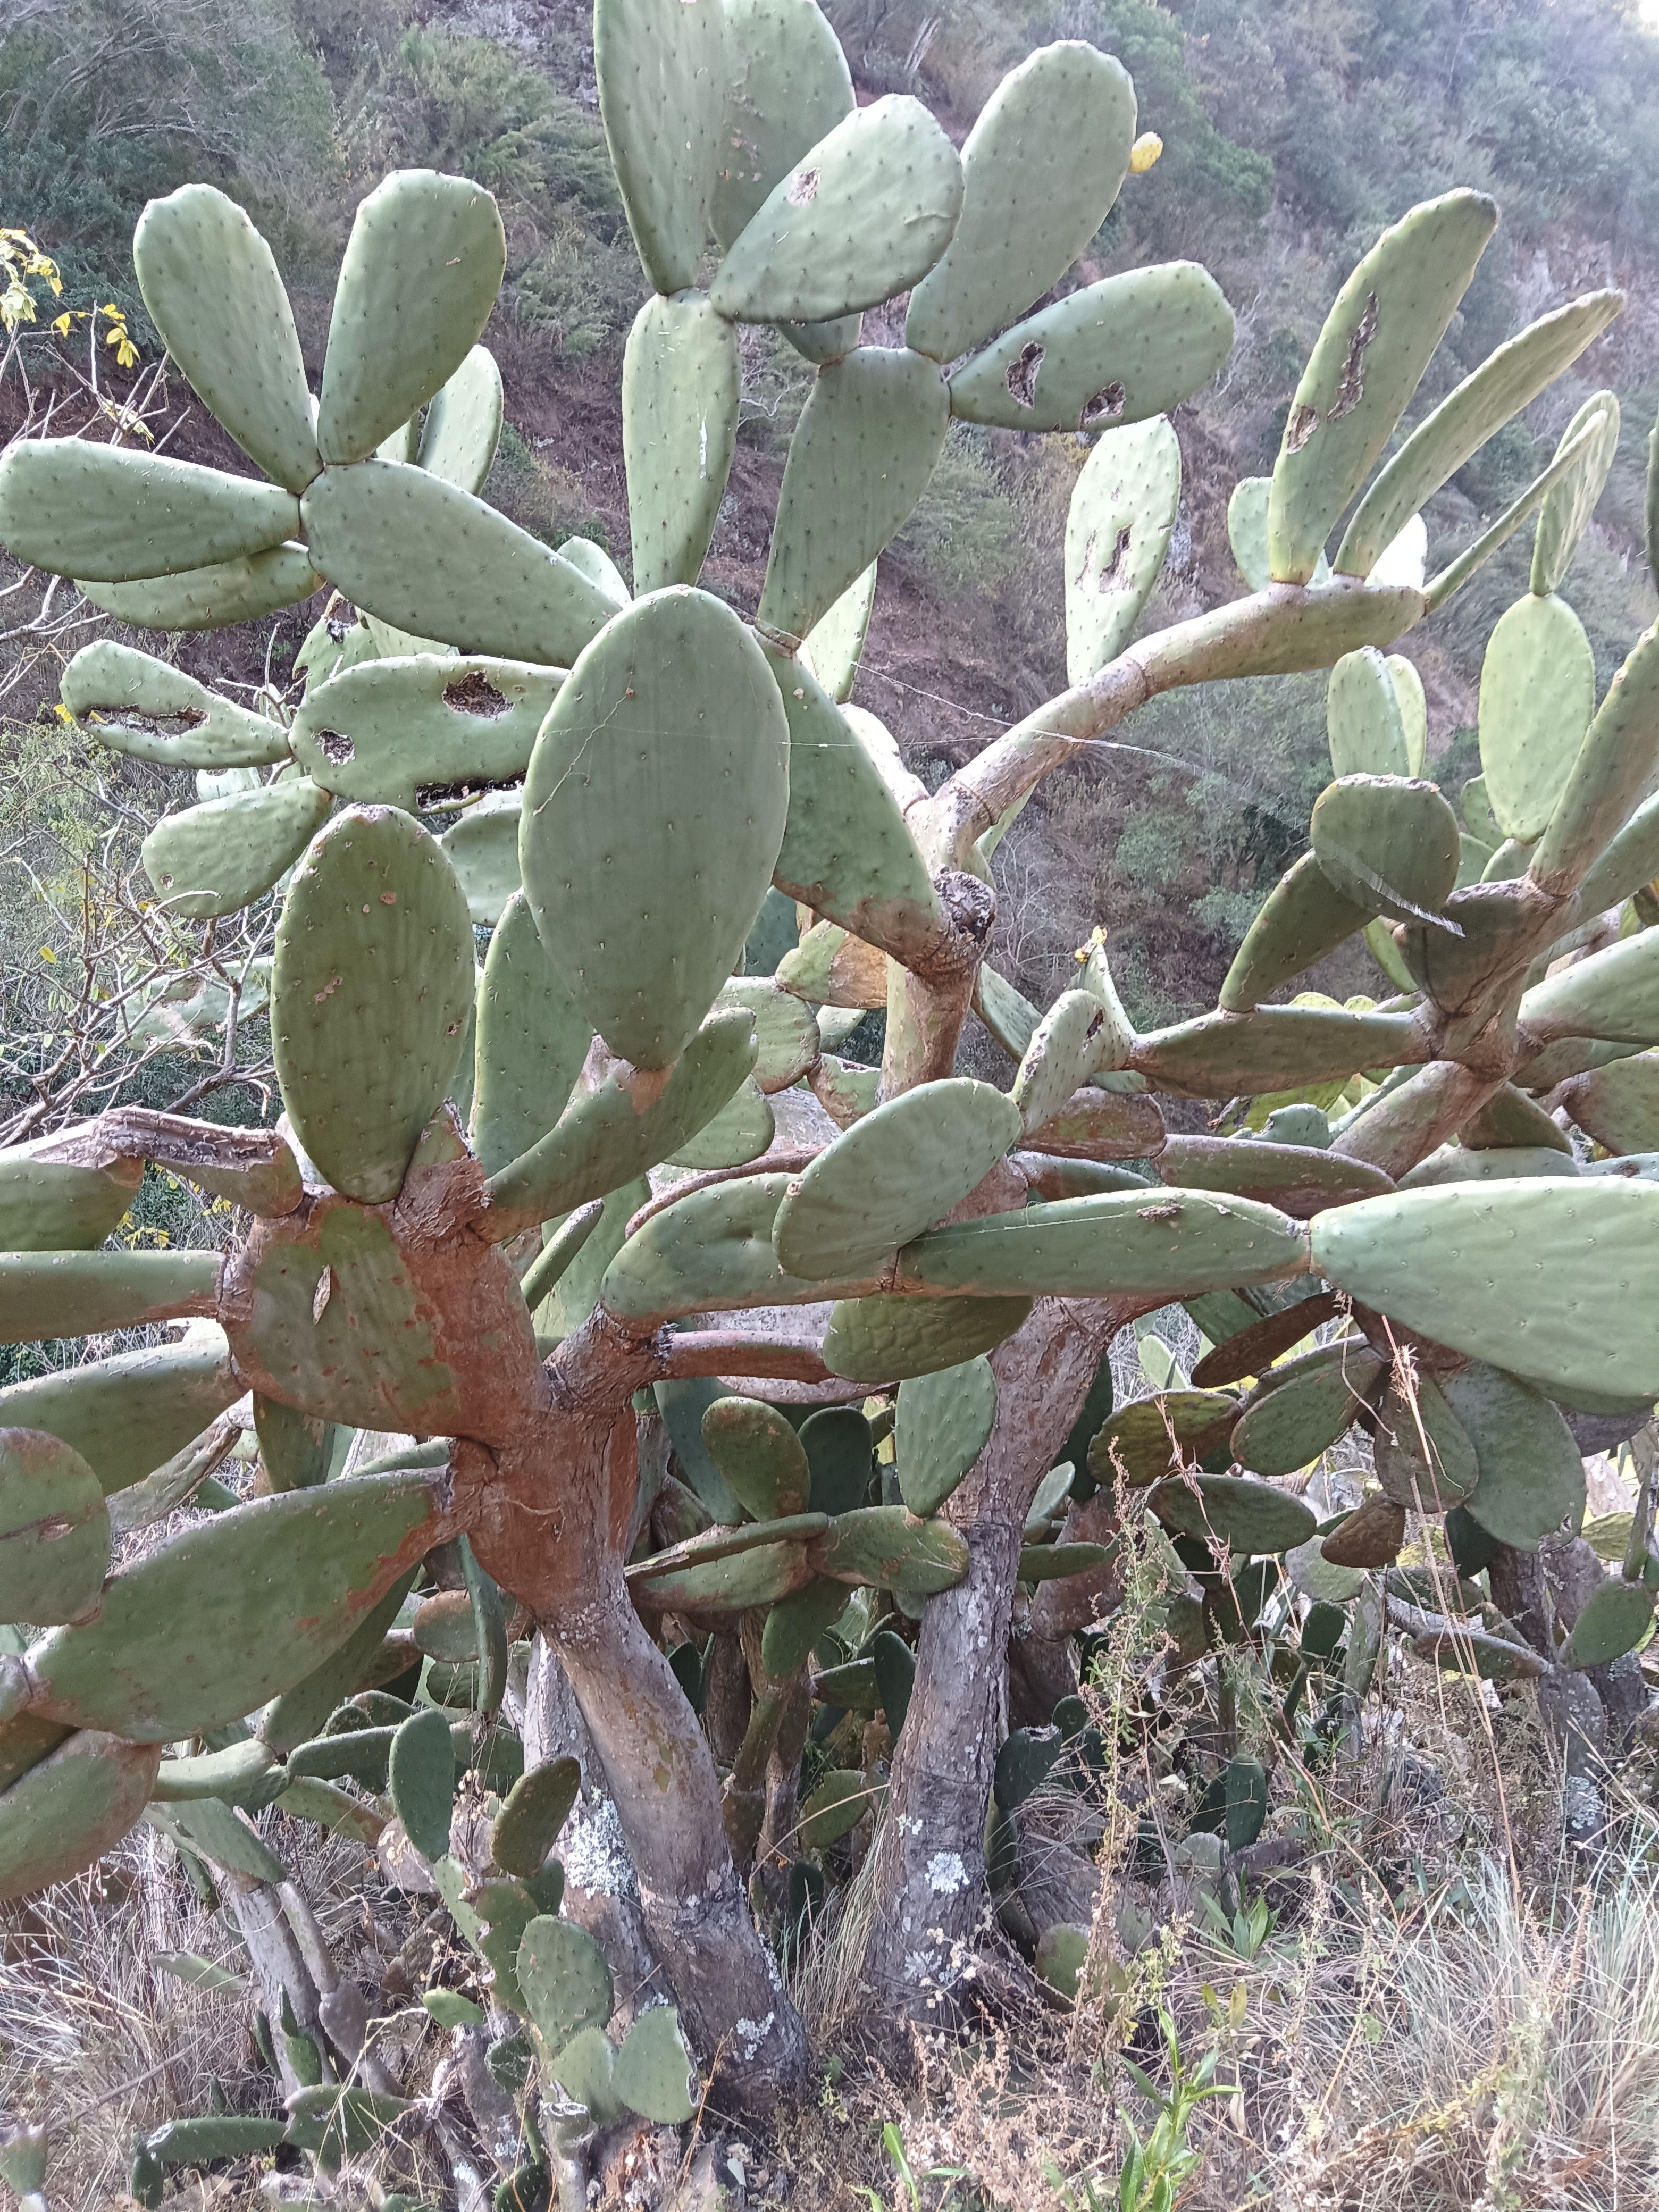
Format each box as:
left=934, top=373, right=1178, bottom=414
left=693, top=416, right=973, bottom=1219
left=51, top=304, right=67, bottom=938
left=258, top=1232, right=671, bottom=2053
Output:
left=0, top=0, right=1655, bottom=2175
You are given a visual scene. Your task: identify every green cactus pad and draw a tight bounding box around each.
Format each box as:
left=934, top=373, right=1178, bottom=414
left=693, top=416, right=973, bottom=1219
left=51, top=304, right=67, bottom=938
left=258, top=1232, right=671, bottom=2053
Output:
left=23, top=1469, right=446, bottom=1740
left=1149, top=1472, right=1317, bottom=1554
left=1268, top=190, right=1497, bottom=584
left=774, top=1079, right=1021, bottom=1281
left=301, top=459, right=615, bottom=668
left=1130, top=1005, right=1417, bottom=1099
left=900, top=1189, right=1310, bottom=1302
left=905, top=42, right=1134, bottom=367
left=762, top=1576, right=850, bottom=1677
left=947, top=262, right=1234, bottom=434
left=1219, top=852, right=1373, bottom=1013
left=822, top=1292, right=1033, bottom=1381
left=807, top=1504, right=969, bottom=1595
left=1555, top=1053, right=1659, bottom=1154
left=1063, top=416, right=1181, bottom=684
left=713, top=0, right=855, bottom=251
left=0, top=440, right=298, bottom=584
left=141, top=778, right=331, bottom=921
left=0, top=1149, right=139, bottom=1253
left=291, top=653, right=559, bottom=811
left=1521, top=929, right=1659, bottom=1046
left=517, top=1912, right=617, bottom=2057
left=0, top=1339, right=239, bottom=1497
left=994, top=1727, right=1063, bottom=1811
left=667, top=1076, right=774, bottom=1170
left=1310, top=774, right=1461, bottom=924
left=233, top=1202, right=466, bottom=1433
left=1373, top=1375, right=1479, bottom=1509
left=1477, top=592, right=1597, bottom=842
left=288, top=1724, right=397, bottom=1789
left=1531, top=621, right=1659, bottom=896
left=712, top=95, right=960, bottom=324
left=132, top=183, right=320, bottom=494
left=1562, top=1579, right=1655, bottom=1669
left=614, top=2005, right=698, bottom=2124
left=1019, top=1541, right=1110, bottom=1583
left=1335, top=290, right=1622, bottom=580
left=387, top=1706, right=455, bottom=1862
left=0, top=1430, right=108, bottom=1626
left=802, top=565, right=878, bottom=705
left=798, top=1767, right=870, bottom=1849
left=485, top=1010, right=756, bottom=1234
left=440, top=793, right=520, bottom=925
left=1011, top=989, right=1117, bottom=1137
left=624, top=292, right=739, bottom=594
left=631, top=1540, right=814, bottom=1614
left=1326, top=648, right=1410, bottom=779
left=702, top=1397, right=811, bottom=1520
left=758, top=348, right=950, bottom=645
left=1086, top=1391, right=1237, bottom=1488
left=766, top=646, right=941, bottom=939
left=257, top=1571, right=416, bottom=1754
left=77, top=542, right=322, bottom=631
left=896, top=1356, right=996, bottom=1516
left=717, top=978, right=821, bottom=1094
left=547, top=2024, right=623, bottom=2125
left=1532, top=393, right=1620, bottom=597
left=801, top=1406, right=874, bottom=1515
left=602, top=1174, right=857, bottom=1329
left=272, top=805, right=475, bottom=1202
left=558, top=535, right=631, bottom=607
left=529, top=1184, right=644, bottom=1339
left=0, top=1730, right=161, bottom=1901
left=521, top=588, right=789, bottom=1067
left=1227, top=476, right=1273, bottom=592
left=491, top=1756, right=580, bottom=1880
left=62, top=641, right=291, bottom=769
left=417, top=345, right=503, bottom=496
left=1438, top=1362, right=1586, bottom=1550
left=596, top=0, right=724, bottom=294
left=317, top=170, right=505, bottom=465
left=1313, top=1181, right=1659, bottom=1400
left=1229, top=1346, right=1384, bottom=1477
left=471, top=891, right=589, bottom=1180
left=0, top=1250, right=218, bottom=1346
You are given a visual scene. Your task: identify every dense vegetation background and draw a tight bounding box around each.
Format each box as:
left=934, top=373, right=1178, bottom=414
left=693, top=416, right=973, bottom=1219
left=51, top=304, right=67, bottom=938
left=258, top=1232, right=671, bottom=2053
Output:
left=2, top=0, right=1657, bottom=1022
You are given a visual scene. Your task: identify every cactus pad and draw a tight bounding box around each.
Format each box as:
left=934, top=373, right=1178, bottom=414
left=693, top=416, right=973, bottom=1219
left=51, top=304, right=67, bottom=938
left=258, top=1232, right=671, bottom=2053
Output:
left=1531, top=393, right=1620, bottom=596
left=1220, top=852, right=1372, bottom=1013
left=712, top=0, right=854, bottom=251
left=896, top=1356, right=997, bottom=1516
left=0, top=1429, right=108, bottom=1626
left=0, top=1730, right=162, bottom=1900
left=301, top=459, right=614, bottom=667
left=758, top=347, right=950, bottom=644
left=317, top=170, right=505, bottom=465
left=521, top=588, right=789, bottom=1068
left=774, top=1078, right=1022, bottom=1280
left=807, top=1504, right=969, bottom=1594
left=1147, top=1472, right=1317, bottom=1555
left=133, top=183, right=320, bottom=494
left=292, top=653, right=560, bottom=812
left=613, top=2005, right=698, bottom=2124
left=517, top=1914, right=615, bottom=2054
left=701, top=1397, right=811, bottom=1521
left=23, top=1469, right=446, bottom=1740
left=471, top=891, right=590, bottom=1180
left=417, top=345, right=504, bottom=496
left=0, top=441, right=298, bottom=584
left=623, top=293, right=740, bottom=594
left=272, top=805, right=475, bottom=1203
left=1439, top=1362, right=1587, bottom=1549
left=142, top=778, right=332, bottom=920
left=596, top=0, right=725, bottom=295
left=821, top=1292, right=1034, bottom=1382
left=712, top=96, right=961, bottom=325
left=1313, top=1181, right=1659, bottom=1400
left=1477, top=592, right=1597, bottom=841
left=946, top=262, right=1233, bottom=434
left=62, top=642, right=291, bottom=770
left=492, top=1756, right=580, bottom=1881
left=906, top=42, right=1135, bottom=368
left=1268, top=190, right=1497, bottom=584
left=1310, top=774, right=1461, bottom=924
left=1063, top=415, right=1181, bottom=684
